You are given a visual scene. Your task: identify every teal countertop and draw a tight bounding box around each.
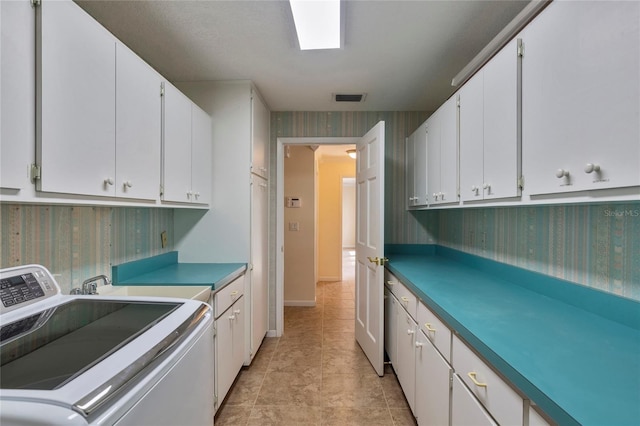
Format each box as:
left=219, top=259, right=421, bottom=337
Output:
left=385, top=245, right=640, bottom=426
left=112, top=252, right=246, bottom=292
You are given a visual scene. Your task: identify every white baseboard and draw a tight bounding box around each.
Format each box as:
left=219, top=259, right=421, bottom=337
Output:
left=266, top=329, right=279, bottom=338
left=318, top=276, right=340, bottom=282
left=284, top=300, right=316, bottom=307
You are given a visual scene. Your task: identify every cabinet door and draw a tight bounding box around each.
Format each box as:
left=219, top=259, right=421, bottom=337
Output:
left=162, top=82, right=192, bottom=203
left=384, top=288, right=398, bottom=366
left=522, top=1, right=640, bottom=194
left=415, top=331, right=451, bottom=426
left=215, top=297, right=245, bottom=408
left=115, top=42, right=161, bottom=201
left=1, top=0, right=35, bottom=191
left=452, top=374, right=497, bottom=426
left=438, top=96, right=458, bottom=205
left=483, top=37, right=520, bottom=200
left=413, top=123, right=428, bottom=206
left=250, top=174, right=269, bottom=359
left=396, top=307, right=417, bottom=413
left=191, top=103, right=212, bottom=205
left=251, top=89, right=269, bottom=179
left=38, top=0, right=116, bottom=197
left=426, top=112, right=441, bottom=205
left=459, top=71, right=484, bottom=202
left=405, top=134, right=415, bottom=208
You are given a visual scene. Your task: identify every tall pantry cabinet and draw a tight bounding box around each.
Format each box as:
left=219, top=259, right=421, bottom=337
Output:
left=174, top=80, right=270, bottom=364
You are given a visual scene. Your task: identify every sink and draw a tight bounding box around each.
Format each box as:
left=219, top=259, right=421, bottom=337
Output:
left=96, top=285, right=211, bottom=304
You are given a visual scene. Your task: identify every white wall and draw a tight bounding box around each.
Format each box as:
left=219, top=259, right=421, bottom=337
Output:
left=342, top=178, right=356, bottom=248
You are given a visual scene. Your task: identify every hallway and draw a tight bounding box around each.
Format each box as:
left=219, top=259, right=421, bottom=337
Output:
left=214, top=251, right=416, bottom=425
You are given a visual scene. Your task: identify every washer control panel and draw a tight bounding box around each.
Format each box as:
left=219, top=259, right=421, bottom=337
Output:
left=0, top=265, right=60, bottom=315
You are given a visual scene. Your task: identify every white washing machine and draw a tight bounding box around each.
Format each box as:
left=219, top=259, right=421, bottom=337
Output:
left=0, top=264, right=214, bottom=426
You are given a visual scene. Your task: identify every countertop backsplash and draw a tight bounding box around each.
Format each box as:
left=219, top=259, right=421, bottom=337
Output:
left=0, top=204, right=174, bottom=294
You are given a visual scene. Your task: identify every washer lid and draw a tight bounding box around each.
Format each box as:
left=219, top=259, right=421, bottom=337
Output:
left=0, top=299, right=181, bottom=390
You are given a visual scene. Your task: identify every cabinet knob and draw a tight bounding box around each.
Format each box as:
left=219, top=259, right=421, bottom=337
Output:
left=415, top=341, right=424, bottom=348
left=123, top=181, right=132, bottom=188
left=407, top=329, right=415, bottom=335
left=186, top=191, right=192, bottom=199
left=194, top=192, right=200, bottom=199
left=471, top=185, right=478, bottom=192
left=228, top=314, right=236, bottom=320
left=584, top=163, right=601, bottom=174
left=483, top=183, right=490, bottom=191
left=234, top=309, right=241, bottom=315
left=104, top=178, right=114, bottom=186
left=555, top=168, right=570, bottom=178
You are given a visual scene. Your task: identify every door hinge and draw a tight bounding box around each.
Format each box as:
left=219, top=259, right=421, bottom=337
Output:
left=249, top=263, right=254, bottom=271
left=456, top=94, right=460, bottom=107
left=213, top=325, right=217, bottom=337
left=30, top=164, right=41, bottom=183
left=159, top=184, right=164, bottom=197
left=31, top=0, right=40, bottom=7
left=517, top=39, right=524, bottom=57
left=517, top=175, right=525, bottom=190
left=214, top=394, right=218, bottom=409
left=160, top=82, right=165, bottom=97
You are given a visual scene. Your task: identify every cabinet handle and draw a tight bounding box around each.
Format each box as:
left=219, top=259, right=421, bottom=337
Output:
left=424, top=323, right=436, bottom=333
left=584, top=163, right=600, bottom=174
left=555, top=168, right=570, bottom=178
left=401, top=296, right=409, bottom=305
left=386, top=280, right=395, bottom=286
left=468, top=372, right=487, bottom=388
left=230, top=291, right=239, bottom=299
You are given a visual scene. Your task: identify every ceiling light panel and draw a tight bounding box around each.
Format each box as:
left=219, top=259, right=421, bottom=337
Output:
left=290, top=0, right=341, bottom=50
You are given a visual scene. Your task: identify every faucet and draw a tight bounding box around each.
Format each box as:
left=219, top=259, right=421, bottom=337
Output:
left=71, top=275, right=111, bottom=295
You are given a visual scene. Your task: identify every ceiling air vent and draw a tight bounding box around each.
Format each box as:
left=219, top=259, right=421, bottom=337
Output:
left=333, top=93, right=367, bottom=103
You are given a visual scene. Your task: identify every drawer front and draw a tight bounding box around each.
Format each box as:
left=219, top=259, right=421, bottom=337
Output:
left=453, top=335, right=524, bottom=426
left=418, top=301, right=452, bottom=362
left=452, top=373, right=498, bottom=426
left=214, top=275, right=245, bottom=318
left=384, top=270, right=417, bottom=319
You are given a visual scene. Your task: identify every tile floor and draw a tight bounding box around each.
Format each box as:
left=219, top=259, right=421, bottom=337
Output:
left=214, top=250, right=416, bottom=425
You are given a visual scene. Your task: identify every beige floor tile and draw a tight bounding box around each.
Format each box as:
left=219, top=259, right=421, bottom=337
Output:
left=323, top=297, right=356, bottom=309
left=322, top=372, right=385, bottom=408
left=255, top=370, right=322, bottom=407
left=380, top=372, right=411, bottom=410
left=247, top=405, right=322, bottom=425
left=389, top=408, right=418, bottom=426
left=322, top=346, right=376, bottom=374
left=268, top=346, right=322, bottom=373
left=223, top=369, right=266, bottom=407
left=323, top=318, right=355, bottom=333
left=321, top=407, right=394, bottom=425
left=323, top=305, right=355, bottom=320
left=214, top=405, right=251, bottom=426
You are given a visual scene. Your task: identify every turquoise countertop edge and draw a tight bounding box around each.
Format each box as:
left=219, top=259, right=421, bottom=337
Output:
left=112, top=252, right=247, bottom=291
left=384, top=244, right=640, bottom=426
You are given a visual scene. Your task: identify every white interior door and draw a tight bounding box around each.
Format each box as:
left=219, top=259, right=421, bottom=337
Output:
left=355, top=121, right=385, bottom=376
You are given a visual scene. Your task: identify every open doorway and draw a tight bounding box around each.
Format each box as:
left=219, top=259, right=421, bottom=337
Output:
left=276, top=137, right=359, bottom=335
left=282, top=144, right=356, bottom=307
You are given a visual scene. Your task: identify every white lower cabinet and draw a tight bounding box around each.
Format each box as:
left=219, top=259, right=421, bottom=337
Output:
left=384, top=286, right=398, bottom=366
left=396, top=306, right=417, bottom=412
left=452, top=373, right=497, bottom=426
left=453, top=335, right=524, bottom=425
left=415, top=330, right=452, bottom=426
left=213, top=276, right=246, bottom=412
left=529, top=405, right=551, bottom=426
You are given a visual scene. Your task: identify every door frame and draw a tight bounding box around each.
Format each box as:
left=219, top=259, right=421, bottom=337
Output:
left=275, top=137, right=360, bottom=337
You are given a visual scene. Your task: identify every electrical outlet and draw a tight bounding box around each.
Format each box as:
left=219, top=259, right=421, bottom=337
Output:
left=161, top=231, right=168, bottom=248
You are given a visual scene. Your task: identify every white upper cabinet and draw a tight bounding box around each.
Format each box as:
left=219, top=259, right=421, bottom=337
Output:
left=521, top=0, right=640, bottom=195
left=427, top=97, right=459, bottom=206
left=406, top=122, right=428, bottom=208
left=37, top=0, right=116, bottom=197
left=115, top=42, right=162, bottom=200
left=191, top=103, right=212, bottom=205
left=251, top=89, right=269, bottom=179
left=1, top=0, right=35, bottom=191
left=163, top=82, right=211, bottom=205
left=460, top=38, right=521, bottom=202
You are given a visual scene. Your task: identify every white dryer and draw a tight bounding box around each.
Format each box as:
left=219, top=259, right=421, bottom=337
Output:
left=0, top=264, right=214, bottom=426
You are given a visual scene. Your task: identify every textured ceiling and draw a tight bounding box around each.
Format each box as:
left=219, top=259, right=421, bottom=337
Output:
left=76, top=0, right=530, bottom=112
